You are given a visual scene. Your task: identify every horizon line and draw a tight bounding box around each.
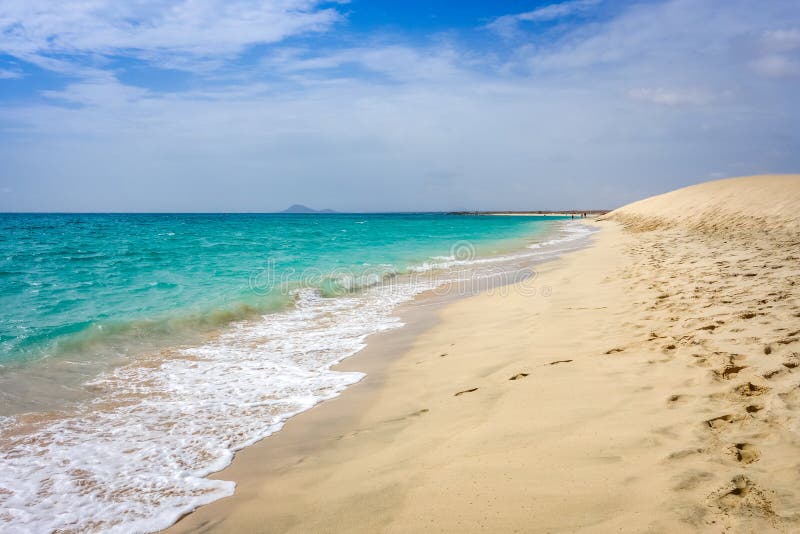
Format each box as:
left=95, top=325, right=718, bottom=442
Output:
left=0, top=210, right=611, bottom=215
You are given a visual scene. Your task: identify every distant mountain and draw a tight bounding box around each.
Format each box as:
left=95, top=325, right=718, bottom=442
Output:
left=280, top=204, right=336, bottom=214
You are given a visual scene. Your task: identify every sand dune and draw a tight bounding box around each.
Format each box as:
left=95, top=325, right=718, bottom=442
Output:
left=166, top=175, right=800, bottom=533
left=601, top=174, right=800, bottom=234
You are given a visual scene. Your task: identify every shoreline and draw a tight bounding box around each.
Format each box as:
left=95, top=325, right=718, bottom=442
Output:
left=164, top=222, right=607, bottom=533
left=450, top=211, right=608, bottom=217
left=166, top=174, right=800, bottom=533
left=163, top=221, right=597, bottom=533
left=1, top=215, right=591, bottom=534
left=164, top=275, right=455, bottom=532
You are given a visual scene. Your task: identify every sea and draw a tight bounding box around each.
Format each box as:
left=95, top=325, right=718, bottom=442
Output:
left=0, top=212, right=593, bottom=533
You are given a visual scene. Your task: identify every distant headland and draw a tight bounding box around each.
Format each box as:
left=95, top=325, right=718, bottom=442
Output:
left=280, top=204, right=337, bottom=214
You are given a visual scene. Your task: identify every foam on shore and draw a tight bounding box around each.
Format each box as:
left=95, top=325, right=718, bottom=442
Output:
left=0, top=221, right=592, bottom=533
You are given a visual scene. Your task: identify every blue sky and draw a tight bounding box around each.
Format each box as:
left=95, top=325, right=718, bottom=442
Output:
left=0, top=0, right=798, bottom=212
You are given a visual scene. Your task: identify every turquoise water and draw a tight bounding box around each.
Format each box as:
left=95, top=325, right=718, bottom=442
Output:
left=0, top=213, right=559, bottom=367
left=0, top=212, right=586, bottom=534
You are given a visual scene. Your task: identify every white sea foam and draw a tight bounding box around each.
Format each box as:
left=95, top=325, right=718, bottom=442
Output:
left=0, top=221, right=593, bottom=533
left=410, top=221, right=594, bottom=273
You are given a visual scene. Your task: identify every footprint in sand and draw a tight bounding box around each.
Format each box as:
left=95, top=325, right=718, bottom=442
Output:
left=729, top=443, right=760, bottom=464
left=666, top=394, right=691, bottom=406
left=508, top=373, right=529, bottom=381
left=705, top=413, right=743, bottom=430
left=711, top=475, right=777, bottom=520
left=667, top=448, right=705, bottom=461
left=733, top=382, right=769, bottom=398
left=763, top=368, right=788, bottom=380
left=548, top=359, right=573, bottom=365
left=454, top=388, right=478, bottom=396
left=745, top=404, right=763, bottom=414
left=715, top=364, right=747, bottom=380
left=386, top=408, right=430, bottom=423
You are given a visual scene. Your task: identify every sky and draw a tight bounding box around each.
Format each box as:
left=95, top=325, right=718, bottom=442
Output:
left=0, top=0, right=798, bottom=212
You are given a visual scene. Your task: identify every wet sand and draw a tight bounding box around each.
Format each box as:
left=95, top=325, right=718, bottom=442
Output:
left=166, top=174, right=800, bottom=533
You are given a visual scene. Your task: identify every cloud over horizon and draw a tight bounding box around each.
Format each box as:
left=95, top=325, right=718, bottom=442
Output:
left=1, top=0, right=798, bottom=212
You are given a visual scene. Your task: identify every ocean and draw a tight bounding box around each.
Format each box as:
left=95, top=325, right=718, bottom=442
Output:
left=0, top=213, right=592, bottom=533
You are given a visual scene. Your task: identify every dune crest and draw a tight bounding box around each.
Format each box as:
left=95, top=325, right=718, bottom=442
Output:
left=601, top=174, right=800, bottom=235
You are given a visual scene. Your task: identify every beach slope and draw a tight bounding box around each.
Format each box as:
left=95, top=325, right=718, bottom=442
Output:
left=602, top=174, right=800, bottom=234
left=168, top=174, right=800, bottom=533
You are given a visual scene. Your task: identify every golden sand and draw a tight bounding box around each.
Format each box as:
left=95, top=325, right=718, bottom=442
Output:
left=166, top=174, right=800, bottom=533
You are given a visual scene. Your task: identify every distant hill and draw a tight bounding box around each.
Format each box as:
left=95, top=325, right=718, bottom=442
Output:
left=280, top=204, right=336, bottom=214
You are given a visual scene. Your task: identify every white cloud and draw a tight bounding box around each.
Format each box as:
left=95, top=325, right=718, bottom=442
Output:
left=515, top=0, right=602, bottom=22
left=487, top=0, right=602, bottom=38
left=750, top=28, right=800, bottom=77
left=262, top=45, right=469, bottom=83
left=761, top=29, right=800, bottom=52
left=752, top=54, right=800, bottom=77
left=628, top=87, right=717, bottom=106
left=41, top=80, right=151, bottom=107
left=0, top=0, right=342, bottom=71
left=0, top=68, right=21, bottom=79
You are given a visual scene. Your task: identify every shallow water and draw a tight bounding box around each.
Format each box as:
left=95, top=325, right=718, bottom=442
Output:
left=0, top=213, right=593, bottom=533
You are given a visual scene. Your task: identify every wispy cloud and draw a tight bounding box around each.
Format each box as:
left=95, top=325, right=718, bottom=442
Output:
left=751, top=55, right=800, bottom=77
left=486, top=0, right=602, bottom=38
left=628, top=87, right=719, bottom=106
left=0, top=68, right=21, bottom=79
left=0, top=0, right=343, bottom=72
left=752, top=29, right=800, bottom=77
left=40, top=80, right=151, bottom=107
left=761, top=29, right=800, bottom=52
left=262, top=45, right=469, bottom=84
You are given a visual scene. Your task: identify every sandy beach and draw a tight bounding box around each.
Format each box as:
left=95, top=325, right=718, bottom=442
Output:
left=167, top=174, right=800, bottom=533
left=4, top=2, right=799, bottom=531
